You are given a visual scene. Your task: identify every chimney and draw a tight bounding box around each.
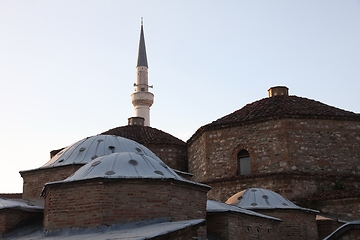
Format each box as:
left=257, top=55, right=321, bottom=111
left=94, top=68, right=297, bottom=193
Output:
left=268, top=86, right=289, bottom=97
left=128, top=117, right=145, bottom=126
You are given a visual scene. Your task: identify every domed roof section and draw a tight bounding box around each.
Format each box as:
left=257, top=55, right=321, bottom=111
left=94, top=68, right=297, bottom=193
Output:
left=42, top=135, right=160, bottom=169
left=101, top=125, right=185, bottom=146
left=189, top=94, right=360, bottom=142
left=56, top=152, right=184, bottom=183
left=226, top=188, right=318, bottom=213
left=0, top=198, right=43, bottom=212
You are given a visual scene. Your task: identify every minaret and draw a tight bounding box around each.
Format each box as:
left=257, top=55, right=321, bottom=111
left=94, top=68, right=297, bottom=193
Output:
left=131, top=19, right=154, bottom=126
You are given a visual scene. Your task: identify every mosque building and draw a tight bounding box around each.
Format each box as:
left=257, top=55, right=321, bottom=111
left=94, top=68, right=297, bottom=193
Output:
left=0, top=21, right=360, bottom=240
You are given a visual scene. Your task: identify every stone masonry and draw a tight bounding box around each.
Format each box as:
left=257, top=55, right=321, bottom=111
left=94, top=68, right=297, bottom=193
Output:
left=188, top=118, right=360, bottom=203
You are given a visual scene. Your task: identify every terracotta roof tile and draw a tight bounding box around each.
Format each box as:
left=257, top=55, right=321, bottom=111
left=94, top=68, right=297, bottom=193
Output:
left=101, top=125, right=185, bottom=146
left=189, top=95, right=360, bottom=143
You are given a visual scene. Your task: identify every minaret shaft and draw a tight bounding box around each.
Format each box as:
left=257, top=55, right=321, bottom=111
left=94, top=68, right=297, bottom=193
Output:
left=131, top=21, right=153, bottom=127
left=135, top=66, right=149, bottom=92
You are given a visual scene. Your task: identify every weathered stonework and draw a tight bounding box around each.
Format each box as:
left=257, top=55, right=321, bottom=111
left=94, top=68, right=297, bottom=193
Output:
left=188, top=118, right=360, bottom=202
left=255, top=209, right=318, bottom=240
left=311, top=197, right=360, bottom=220
left=189, top=119, right=360, bottom=183
left=203, top=172, right=360, bottom=202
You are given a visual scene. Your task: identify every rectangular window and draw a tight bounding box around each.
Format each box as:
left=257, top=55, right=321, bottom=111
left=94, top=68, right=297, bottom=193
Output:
left=239, top=157, right=251, bottom=175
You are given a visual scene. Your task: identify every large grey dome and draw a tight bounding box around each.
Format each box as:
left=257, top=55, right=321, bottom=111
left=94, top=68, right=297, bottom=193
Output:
left=42, top=135, right=160, bottom=169
left=59, top=152, right=184, bottom=182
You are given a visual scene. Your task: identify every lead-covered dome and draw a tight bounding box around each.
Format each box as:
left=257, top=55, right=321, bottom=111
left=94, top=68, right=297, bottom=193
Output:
left=58, top=152, right=184, bottom=182
left=42, top=135, right=160, bottom=169
left=226, top=188, right=318, bottom=212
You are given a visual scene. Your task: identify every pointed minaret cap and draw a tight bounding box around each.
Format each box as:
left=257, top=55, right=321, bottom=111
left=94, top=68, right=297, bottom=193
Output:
left=137, top=18, right=148, bottom=67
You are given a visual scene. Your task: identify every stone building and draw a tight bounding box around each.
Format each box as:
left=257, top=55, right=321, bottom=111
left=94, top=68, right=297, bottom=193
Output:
left=188, top=86, right=360, bottom=220
left=1, top=22, right=360, bottom=239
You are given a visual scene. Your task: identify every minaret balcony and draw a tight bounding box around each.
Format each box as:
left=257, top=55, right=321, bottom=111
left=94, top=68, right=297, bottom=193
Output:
left=131, top=92, right=154, bottom=107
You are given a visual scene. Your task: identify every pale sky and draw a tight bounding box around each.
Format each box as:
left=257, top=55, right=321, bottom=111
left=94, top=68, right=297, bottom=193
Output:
left=1, top=0, right=360, bottom=193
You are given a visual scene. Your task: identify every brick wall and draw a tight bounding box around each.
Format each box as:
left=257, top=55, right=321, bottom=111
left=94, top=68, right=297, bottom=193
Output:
left=317, top=219, right=344, bottom=240
left=43, top=179, right=209, bottom=232
left=0, top=209, right=42, bottom=236
left=189, top=119, right=360, bottom=183
left=147, top=144, right=188, bottom=172
left=207, top=212, right=280, bottom=240
left=256, top=209, right=318, bottom=240
left=153, top=222, right=203, bottom=240
left=20, top=164, right=82, bottom=199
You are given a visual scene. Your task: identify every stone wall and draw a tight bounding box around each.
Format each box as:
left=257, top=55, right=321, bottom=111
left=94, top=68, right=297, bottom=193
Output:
left=0, top=209, right=42, bottom=236
left=20, top=165, right=82, bottom=199
left=43, top=179, right=209, bottom=232
left=256, top=209, right=318, bottom=240
left=203, top=172, right=360, bottom=202
left=311, top=197, right=360, bottom=220
left=207, top=212, right=280, bottom=240
left=188, top=118, right=360, bottom=183
left=147, top=144, right=188, bottom=172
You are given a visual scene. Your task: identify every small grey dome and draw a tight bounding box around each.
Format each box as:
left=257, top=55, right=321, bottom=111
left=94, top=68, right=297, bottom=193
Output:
left=58, top=152, right=184, bottom=182
left=226, top=188, right=318, bottom=212
left=42, top=135, right=160, bottom=168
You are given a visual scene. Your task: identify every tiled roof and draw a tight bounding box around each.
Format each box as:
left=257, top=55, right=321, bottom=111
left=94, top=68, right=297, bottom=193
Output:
left=101, top=125, right=186, bottom=146
left=189, top=95, right=360, bottom=143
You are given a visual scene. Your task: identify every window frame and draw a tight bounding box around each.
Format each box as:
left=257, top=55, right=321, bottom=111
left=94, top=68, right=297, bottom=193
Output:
left=237, top=149, right=251, bottom=175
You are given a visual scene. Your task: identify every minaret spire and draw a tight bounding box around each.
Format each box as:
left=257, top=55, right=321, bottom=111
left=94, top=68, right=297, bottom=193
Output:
left=137, top=18, right=148, bottom=67
left=131, top=19, right=154, bottom=126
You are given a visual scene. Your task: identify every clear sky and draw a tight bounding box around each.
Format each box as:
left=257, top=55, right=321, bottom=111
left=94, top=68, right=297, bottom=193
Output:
left=1, top=0, right=360, bottom=193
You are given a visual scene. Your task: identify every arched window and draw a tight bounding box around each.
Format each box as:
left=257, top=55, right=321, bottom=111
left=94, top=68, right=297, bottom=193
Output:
left=238, top=149, right=250, bottom=175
